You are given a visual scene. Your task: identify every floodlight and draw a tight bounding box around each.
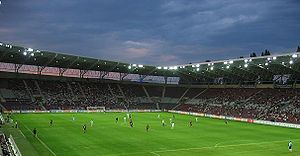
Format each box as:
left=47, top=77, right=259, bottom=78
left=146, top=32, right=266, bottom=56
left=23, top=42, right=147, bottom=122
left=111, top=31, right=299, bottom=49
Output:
left=27, top=48, right=33, bottom=52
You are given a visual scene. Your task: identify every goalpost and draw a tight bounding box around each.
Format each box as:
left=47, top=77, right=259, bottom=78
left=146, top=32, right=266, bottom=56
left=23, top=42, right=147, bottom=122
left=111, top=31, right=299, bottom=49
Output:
left=86, top=106, right=106, bottom=112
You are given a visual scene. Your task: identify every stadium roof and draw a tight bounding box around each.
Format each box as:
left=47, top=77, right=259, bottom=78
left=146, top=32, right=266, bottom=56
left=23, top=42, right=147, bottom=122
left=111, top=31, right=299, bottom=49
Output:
left=1, top=41, right=300, bottom=83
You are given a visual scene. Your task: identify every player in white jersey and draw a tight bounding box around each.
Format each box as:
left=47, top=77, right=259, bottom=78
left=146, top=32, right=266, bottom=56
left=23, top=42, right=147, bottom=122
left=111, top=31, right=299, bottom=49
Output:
left=90, top=120, right=94, bottom=127
left=288, top=141, right=292, bottom=152
left=171, top=122, right=175, bottom=129
left=195, top=117, right=198, bottom=122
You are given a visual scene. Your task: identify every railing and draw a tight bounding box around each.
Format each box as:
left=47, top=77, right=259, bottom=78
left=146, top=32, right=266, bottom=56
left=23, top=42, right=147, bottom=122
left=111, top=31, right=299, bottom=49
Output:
left=0, top=113, right=4, bottom=124
left=8, top=135, right=22, bottom=156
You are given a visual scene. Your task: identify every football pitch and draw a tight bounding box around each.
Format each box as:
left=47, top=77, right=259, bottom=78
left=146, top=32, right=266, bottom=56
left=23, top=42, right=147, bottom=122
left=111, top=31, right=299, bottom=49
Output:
left=3, top=112, right=300, bottom=156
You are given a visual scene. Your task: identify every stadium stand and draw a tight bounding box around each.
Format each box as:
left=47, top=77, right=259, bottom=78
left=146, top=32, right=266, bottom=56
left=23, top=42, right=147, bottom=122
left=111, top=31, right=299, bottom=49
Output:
left=0, top=77, right=299, bottom=124
left=0, top=42, right=299, bottom=125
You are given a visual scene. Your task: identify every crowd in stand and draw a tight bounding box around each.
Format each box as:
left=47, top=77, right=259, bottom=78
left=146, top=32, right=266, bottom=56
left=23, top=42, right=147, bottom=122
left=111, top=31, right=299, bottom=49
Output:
left=0, top=134, right=11, bottom=155
left=0, top=79, right=300, bottom=124
left=178, top=88, right=300, bottom=124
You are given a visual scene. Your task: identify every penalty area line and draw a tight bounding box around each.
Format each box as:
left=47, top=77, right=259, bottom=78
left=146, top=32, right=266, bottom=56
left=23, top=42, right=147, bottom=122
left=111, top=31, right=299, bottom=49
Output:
left=150, top=151, right=161, bottom=156
left=20, top=121, right=57, bottom=156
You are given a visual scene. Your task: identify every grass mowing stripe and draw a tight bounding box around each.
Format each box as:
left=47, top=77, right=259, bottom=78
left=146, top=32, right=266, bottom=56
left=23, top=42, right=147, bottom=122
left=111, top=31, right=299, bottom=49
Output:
left=20, top=121, right=57, bottom=156
left=11, top=112, right=300, bottom=156
left=152, top=139, right=300, bottom=153
left=97, top=139, right=300, bottom=156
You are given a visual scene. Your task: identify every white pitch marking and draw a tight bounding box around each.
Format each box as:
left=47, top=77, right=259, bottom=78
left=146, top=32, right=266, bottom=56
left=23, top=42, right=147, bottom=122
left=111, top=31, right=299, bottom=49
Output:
left=214, top=139, right=253, bottom=147
left=152, top=139, right=300, bottom=154
left=19, top=129, right=26, bottom=138
left=150, top=151, right=161, bottom=156
left=21, top=121, right=57, bottom=156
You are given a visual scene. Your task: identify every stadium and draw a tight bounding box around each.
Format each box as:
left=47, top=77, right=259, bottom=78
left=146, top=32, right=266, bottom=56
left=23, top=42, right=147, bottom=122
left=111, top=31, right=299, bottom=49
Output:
left=0, top=1, right=300, bottom=156
left=0, top=41, right=299, bottom=155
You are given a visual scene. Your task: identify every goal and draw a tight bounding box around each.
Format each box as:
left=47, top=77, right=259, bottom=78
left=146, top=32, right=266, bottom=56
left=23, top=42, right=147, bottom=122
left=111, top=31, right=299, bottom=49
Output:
left=86, top=106, right=106, bottom=112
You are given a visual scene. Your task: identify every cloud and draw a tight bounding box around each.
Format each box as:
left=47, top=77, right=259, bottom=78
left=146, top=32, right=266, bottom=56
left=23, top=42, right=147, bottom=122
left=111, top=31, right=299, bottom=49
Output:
left=159, top=55, right=179, bottom=62
left=217, top=15, right=259, bottom=28
left=0, top=0, right=299, bottom=66
left=0, top=28, right=14, bottom=33
left=124, top=41, right=150, bottom=47
left=125, top=48, right=149, bottom=58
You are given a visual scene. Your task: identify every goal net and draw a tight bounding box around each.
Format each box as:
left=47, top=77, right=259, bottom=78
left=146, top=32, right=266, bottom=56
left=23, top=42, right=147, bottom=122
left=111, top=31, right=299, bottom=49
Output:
left=86, top=106, right=105, bottom=112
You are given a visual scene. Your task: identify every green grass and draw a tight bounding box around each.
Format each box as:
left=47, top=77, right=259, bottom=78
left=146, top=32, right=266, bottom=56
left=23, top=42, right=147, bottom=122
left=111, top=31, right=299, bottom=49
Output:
left=3, top=112, right=300, bottom=156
